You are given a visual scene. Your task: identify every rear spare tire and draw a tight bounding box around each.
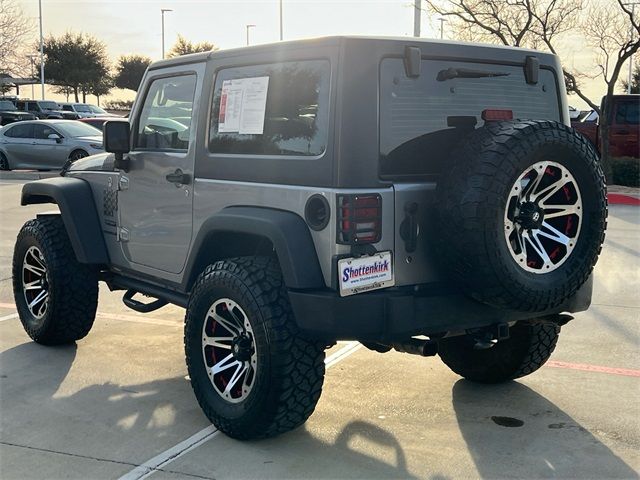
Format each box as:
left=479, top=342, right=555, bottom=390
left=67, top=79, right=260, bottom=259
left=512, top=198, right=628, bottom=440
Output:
left=436, top=120, right=606, bottom=311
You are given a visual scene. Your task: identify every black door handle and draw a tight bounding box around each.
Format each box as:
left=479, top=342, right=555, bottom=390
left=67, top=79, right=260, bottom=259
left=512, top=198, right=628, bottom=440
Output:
left=165, top=168, right=190, bottom=185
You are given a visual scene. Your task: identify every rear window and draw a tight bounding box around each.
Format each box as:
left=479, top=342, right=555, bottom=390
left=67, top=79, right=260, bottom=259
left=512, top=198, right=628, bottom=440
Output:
left=614, top=101, right=639, bottom=125
left=209, top=60, right=330, bottom=157
left=379, top=58, right=561, bottom=178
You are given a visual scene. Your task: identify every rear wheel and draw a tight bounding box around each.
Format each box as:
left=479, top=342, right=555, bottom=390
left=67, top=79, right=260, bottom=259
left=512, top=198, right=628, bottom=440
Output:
left=438, top=321, right=560, bottom=383
left=185, top=256, right=326, bottom=440
left=12, top=216, right=98, bottom=345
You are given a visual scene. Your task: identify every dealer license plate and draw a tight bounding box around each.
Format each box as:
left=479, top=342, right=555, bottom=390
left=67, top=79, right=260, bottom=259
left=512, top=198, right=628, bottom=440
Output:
left=338, top=251, right=394, bottom=297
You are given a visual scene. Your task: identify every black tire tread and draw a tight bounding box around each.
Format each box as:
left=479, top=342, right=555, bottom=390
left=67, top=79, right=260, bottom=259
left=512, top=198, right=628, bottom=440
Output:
left=12, top=216, right=98, bottom=344
left=436, top=120, right=607, bottom=311
left=438, top=321, right=561, bottom=383
left=185, top=256, right=326, bottom=440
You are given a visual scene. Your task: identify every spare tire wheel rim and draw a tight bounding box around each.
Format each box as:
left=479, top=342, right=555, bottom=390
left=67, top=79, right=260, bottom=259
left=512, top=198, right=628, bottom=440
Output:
left=201, top=298, right=257, bottom=404
left=22, top=246, right=50, bottom=318
left=504, top=161, right=582, bottom=273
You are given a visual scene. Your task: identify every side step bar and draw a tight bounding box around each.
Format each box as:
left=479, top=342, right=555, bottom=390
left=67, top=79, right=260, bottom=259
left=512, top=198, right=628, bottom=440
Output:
left=123, top=290, right=168, bottom=313
left=104, top=273, right=189, bottom=309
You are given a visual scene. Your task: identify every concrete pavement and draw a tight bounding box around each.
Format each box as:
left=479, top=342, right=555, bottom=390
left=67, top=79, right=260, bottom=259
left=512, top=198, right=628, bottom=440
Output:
left=0, top=177, right=638, bottom=479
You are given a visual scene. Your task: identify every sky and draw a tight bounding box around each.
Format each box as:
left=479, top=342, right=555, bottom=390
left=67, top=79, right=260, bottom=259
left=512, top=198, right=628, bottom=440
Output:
left=15, top=0, right=632, bottom=109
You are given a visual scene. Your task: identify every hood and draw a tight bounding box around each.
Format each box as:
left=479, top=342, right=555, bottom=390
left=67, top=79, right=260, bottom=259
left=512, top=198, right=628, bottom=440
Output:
left=65, top=151, right=111, bottom=173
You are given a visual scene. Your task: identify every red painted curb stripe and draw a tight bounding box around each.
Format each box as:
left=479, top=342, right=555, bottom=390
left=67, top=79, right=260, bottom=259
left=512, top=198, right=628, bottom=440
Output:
left=547, top=360, right=640, bottom=377
left=608, top=193, right=640, bottom=206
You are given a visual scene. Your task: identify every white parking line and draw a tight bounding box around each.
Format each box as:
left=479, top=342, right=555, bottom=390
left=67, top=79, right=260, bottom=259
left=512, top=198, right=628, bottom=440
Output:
left=118, top=426, right=220, bottom=480
left=118, top=341, right=362, bottom=480
left=0, top=304, right=180, bottom=327
left=0, top=313, right=19, bottom=322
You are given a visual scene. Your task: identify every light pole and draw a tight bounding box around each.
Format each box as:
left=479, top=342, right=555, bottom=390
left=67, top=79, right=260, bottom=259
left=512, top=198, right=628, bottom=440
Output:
left=38, top=0, right=44, bottom=100
left=279, top=0, right=283, bottom=41
left=413, top=0, right=421, bottom=37
left=438, top=18, right=447, bottom=39
left=246, top=24, right=256, bottom=46
left=623, top=2, right=640, bottom=94
left=27, top=55, right=38, bottom=99
left=161, top=8, right=173, bottom=59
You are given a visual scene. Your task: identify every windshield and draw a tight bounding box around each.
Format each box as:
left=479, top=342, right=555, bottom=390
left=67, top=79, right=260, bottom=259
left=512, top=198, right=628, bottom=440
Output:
left=39, top=101, right=59, bottom=110
left=55, top=121, right=102, bottom=138
left=89, top=105, right=107, bottom=114
left=0, top=101, right=16, bottom=110
left=74, top=104, right=92, bottom=112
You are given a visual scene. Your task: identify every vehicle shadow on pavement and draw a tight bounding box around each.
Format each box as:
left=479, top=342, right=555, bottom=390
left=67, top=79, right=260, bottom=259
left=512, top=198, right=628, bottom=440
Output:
left=0, top=342, right=418, bottom=479
left=452, top=380, right=638, bottom=479
left=220, top=419, right=419, bottom=479
left=0, top=341, right=206, bottom=470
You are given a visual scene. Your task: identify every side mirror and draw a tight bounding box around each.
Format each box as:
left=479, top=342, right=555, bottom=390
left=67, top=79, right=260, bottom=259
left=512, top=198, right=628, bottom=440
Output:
left=104, top=120, right=131, bottom=171
left=47, top=133, right=62, bottom=143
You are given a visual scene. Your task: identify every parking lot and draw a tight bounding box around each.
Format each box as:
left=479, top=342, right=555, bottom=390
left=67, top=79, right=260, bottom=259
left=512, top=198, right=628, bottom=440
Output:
left=0, top=174, right=639, bottom=480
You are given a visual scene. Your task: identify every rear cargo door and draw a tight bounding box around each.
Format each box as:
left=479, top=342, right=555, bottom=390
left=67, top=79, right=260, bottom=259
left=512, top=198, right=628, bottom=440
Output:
left=379, top=57, right=562, bottom=286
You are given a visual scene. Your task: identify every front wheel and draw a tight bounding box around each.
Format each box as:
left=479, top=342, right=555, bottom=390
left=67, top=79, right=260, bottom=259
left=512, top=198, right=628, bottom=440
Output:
left=0, top=152, right=9, bottom=170
left=68, top=150, right=88, bottom=161
left=438, top=321, right=560, bottom=383
left=184, top=256, right=326, bottom=440
left=12, top=216, right=98, bottom=344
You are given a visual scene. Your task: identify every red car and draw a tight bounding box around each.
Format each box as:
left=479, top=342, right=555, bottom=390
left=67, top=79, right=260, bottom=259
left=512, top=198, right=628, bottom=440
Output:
left=572, top=94, right=639, bottom=158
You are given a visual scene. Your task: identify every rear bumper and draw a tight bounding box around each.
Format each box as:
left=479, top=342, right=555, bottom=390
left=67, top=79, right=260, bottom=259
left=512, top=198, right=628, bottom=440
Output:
left=289, top=275, right=592, bottom=342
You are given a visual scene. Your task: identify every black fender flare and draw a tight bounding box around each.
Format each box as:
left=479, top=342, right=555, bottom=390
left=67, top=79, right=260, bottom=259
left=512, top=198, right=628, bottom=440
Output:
left=21, top=177, right=109, bottom=264
left=183, top=206, right=325, bottom=290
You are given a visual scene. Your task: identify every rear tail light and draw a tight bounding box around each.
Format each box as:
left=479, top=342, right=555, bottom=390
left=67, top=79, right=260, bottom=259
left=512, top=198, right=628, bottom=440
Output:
left=337, top=194, right=382, bottom=245
left=482, top=109, right=514, bottom=121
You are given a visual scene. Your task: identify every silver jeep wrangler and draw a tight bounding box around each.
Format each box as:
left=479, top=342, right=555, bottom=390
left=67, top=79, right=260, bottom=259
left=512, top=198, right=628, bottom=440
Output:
left=13, top=36, right=607, bottom=440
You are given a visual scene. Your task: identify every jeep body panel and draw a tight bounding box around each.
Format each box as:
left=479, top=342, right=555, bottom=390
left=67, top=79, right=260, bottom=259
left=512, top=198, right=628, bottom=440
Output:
left=53, top=36, right=589, bottom=341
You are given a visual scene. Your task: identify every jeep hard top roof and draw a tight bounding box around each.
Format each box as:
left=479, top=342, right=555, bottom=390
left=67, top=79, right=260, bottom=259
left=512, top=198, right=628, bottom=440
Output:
left=148, top=35, right=560, bottom=71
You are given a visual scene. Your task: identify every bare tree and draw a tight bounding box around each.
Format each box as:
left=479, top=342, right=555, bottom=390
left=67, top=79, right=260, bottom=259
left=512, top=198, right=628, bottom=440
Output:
left=426, top=0, right=639, bottom=180
left=425, top=0, right=595, bottom=108
left=0, top=0, right=34, bottom=78
left=583, top=0, right=640, bottom=174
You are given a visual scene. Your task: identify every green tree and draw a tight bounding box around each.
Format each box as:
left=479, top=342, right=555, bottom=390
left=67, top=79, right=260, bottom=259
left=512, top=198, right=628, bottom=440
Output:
left=41, top=32, right=111, bottom=102
left=114, top=55, right=151, bottom=91
left=620, top=64, right=640, bottom=94
left=167, top=35, right=218, bottom=58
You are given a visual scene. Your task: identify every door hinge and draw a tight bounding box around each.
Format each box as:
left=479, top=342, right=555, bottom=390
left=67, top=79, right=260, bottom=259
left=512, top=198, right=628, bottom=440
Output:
left=118, top=175, right=129, bottom=191
left=118, top=227, right=129, bottom=242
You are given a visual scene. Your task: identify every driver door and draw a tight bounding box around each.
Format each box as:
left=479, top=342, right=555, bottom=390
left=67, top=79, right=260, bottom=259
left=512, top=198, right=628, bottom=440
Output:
left=116, top=65, right=203, bottom=275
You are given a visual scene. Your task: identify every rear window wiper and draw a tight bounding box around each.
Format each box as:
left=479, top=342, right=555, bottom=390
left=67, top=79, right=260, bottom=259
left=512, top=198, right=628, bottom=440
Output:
left=437, top=67, right=510, bottom=81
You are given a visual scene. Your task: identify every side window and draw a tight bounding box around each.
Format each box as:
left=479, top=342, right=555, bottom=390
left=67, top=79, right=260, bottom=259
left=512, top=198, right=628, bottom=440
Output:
left=27, top=103, right=39, bottom=112
left=615, top=102, right=639, bottom=125
left=5, top=124, right=34, bottom=138
left=62, top=105, right=72, bottom=111
left=34, top=124, right=60, bottom=139
left=135, top=74, right=197, bottom=151
left=209, top=60, right=330, bottom=156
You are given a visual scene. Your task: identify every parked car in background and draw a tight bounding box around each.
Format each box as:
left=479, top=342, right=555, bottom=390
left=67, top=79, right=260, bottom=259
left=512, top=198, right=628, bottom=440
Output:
left=0, top=100, right=36, bottom=125
left=0, top=120, right=103, bottom=170
left=15, top=100, right=79, bottom=120
left=60, top=103, right=118, bottom=118
left=568, top=105, right=581, bottom=120
left=78, top=116, right=119, bottom=131
left=571, top=94, right=639, bottom=159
